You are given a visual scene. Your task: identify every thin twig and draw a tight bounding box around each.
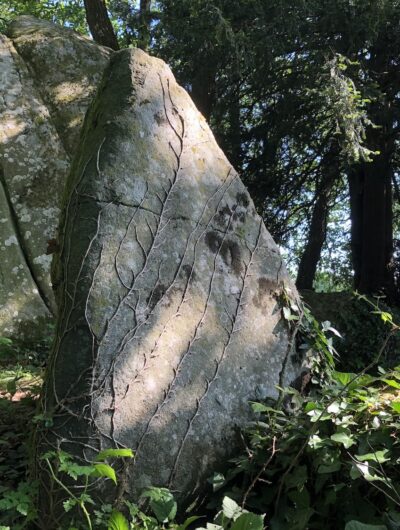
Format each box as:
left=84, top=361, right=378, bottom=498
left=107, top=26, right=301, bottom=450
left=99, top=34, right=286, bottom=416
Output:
left=242, top=436, right=278, bottom=507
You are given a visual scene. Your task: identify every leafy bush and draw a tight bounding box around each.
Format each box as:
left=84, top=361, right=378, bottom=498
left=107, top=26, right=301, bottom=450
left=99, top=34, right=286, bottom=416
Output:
left=213, top=301, right=400, bottom=530
left=301, top=291, right=400, bottom=371
left=1, top=295, right=399, bottom=530
left=0, top=447, right=264, bottom=530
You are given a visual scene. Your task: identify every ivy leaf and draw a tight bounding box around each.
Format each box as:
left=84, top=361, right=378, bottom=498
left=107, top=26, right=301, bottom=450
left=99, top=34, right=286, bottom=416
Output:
left=231, top=513, right=264, bottom=530
left=207, top=472, right=225, bottom=492
left=6, top=378, right=17, bottom=396
left=356, top=450, right=390, bottom=463
left=350, top=462, right=384, bottom=482
left=222, top=496, right=242, bottom=520
left=331, top=430, right=355, bottom=449
left=283, top=307, right=299, bottom=321
left=345, top=521, right=387, bottom=530
left=327, top=402, right=340, bottom=414
left=321, top=321, right=342, bottom=337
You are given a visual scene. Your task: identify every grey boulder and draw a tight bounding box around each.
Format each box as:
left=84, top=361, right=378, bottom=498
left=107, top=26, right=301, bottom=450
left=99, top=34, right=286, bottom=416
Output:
left=41, top=47, right=300, bottom=508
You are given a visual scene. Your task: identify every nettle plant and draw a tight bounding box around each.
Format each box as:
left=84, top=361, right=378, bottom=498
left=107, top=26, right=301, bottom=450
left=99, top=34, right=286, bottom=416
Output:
left=0, top=446, right=264, bottom=530
left=214, top=295, right=400, bottom=530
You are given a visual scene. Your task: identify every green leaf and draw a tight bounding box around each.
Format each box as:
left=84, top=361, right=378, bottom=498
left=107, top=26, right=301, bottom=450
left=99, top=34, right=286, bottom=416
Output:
left=332, top=371, right=356, bottom=385
left=285, top=465, right=308, bottom=489
left=283, top=306, right=299, bottom=321
left=56, top=452, right=95, bottom=480
left=356, top=450, right=390, bottom=463
left=141, top=487, right=177, bottom=522
left=331, top=430, right=355, bottom=449
left=350, top=462, right=384, bottom=482
left=231, top=513, right=264, bottom=530
left=208, top=472, right=225, bottom=492
left=377, top=311, right=393, bottom=325
left=317, top=459, right=341, bottom=474
left=345, top=521, right=387, bottom=530
left=283, top=307, right=291, bottom=320
left=108, top=510, right=129, bottom=530
left=63, top=498, right=77, bottom=513
left=382, top=379, right=400, bottom=389
left=222, top=496, right=242, bottom=520
left=93, top=463, right=117, bottom=484
left=96, top=448, right=134, bottom=461
left=391, top=402, right=400, bottom=413
left=16, top=502, right=29, bottom=516
left=250, top=402, right=284, bottom=414
left=178, top=516, right=202, bottom=530
left=327, top=402, right=340, bottom=414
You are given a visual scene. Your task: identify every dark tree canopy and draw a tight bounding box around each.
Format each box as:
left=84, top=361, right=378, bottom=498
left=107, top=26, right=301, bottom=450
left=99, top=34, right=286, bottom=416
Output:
left=2, top=0, right=400, bottom=302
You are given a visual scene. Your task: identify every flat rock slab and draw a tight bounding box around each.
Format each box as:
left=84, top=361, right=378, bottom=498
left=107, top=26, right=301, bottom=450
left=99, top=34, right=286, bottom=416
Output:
left=42, top=48, right=300, bottom=507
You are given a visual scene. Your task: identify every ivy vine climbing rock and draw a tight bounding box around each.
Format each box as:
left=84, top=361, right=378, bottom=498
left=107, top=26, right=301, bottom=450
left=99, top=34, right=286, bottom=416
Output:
left=38, top=46, right=302, bottom=521
left=0, top=16, right=110, bottom=340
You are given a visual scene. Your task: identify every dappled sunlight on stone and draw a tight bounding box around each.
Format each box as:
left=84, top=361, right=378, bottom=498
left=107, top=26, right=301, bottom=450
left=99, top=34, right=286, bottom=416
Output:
left=38, top=40, right=300, bottom=516
left=0, top=17, right=112, bottom=340
left=7, top=15, right=111, bottom=156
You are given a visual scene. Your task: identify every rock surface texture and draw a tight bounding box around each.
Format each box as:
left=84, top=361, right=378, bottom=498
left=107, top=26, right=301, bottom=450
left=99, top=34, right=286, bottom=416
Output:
left=0, top=17, right=110, bottom=339
left=41, top=47, right=301, bottom=513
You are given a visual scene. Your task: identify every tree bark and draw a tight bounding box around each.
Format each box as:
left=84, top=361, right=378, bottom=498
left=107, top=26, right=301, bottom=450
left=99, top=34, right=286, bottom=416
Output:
left=138, top=0, right=152, bottom=51
left=296, top=147, right=339, bottom=290
left=348, top=84, right=396, bottom=300
left=348, top=36, right=398, bottom=303
left=83, top=0, right=119, bottom=50
left=349, top=144, right=396, bottom=300
left=191, top=64, right=216, bottom=122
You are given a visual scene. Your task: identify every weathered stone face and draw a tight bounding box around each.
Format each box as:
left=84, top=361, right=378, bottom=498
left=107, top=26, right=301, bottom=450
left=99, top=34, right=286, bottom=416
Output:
left=0, top=17, right=110, bottom=340
left=7, top=16, right=111, bottom=156
left=42, top=47, right=300, bottom=508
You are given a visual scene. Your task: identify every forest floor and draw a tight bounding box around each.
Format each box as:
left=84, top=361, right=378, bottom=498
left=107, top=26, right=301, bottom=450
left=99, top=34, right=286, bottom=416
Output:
left=0, top=352, right=42, bottom=490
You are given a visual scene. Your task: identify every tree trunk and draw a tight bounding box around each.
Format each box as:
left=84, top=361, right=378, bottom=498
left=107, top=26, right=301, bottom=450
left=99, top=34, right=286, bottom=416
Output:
left=348, top=89, right=396, bottom=300
left=349, top=145, right=396, bottom=300
left=227, top=89, right=242, bottom=168
left=191, top=65, right=216, bottom=121
left=348, top=38, right=398, bottom=302
left=138, top=0, right=152, bottom=51
left=83, top=0, right=119, bottom=50
left=296, top=148, right=339, bottom=290
left=348, top=166, right=363, bottom=289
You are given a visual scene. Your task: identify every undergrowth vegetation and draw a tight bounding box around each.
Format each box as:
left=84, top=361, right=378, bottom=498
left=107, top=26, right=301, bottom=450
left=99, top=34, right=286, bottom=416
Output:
left=0, top=294, right=399, bottom=529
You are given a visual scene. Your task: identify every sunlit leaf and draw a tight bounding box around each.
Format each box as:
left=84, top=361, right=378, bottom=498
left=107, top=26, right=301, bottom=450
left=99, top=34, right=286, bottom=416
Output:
left=93, top=463, right=117, bottom=484
left=96, top=448, right=134, bottom=461
left=108, top=510, right=129, bottom=530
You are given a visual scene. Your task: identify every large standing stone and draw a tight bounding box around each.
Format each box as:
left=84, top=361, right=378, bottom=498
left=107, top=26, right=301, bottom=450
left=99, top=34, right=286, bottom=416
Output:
left=39, top=47, right=300, bottom=515
left=0, top=17, right=110, bottom=340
